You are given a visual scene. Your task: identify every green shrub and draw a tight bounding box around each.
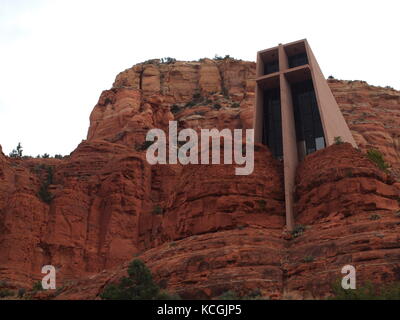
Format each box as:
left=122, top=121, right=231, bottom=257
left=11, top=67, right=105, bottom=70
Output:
left=246, top=289, right=263, bottom=300
left=100, top=259, right=179, bottom=300
left=37, top=166, right=54, bottom=204
left=0, top=289, right=13, bottom=298
left=303, top=255, right=315, bottom=263
left=38, top=185, right=54, bottom=204
left=291, top=225, right=306, bottom=238
left=157, top=291, right=181, bottom=300
left=231, top=102, right=240, bottom=108
left=334, top=136, right=344, bottom=145
left=370, top=214, right=381, bottom=221
left=152, top=205, right=163, bottom=215
left=32, top=281, right=43, bottom=292
left=192, top=92, right=202, bottom=100
left=160, top=57, right=176, bottom=64
left=366, top=149, right=389, bottom=171
left=9, top=142, right=23, bottom=158
left=214, top=55, right=232, bottom=61
left=218, top=289, right=263, bottom=300
left=185, top=101, right=196, bottom=108
left=218, top=290, right=239, bottom=300
left=330, top=281, right=400, bottom=300
left=212, top=103, right=221, bottom=110
left=16, top=142, right=23, bottom=157
left=171, top=104, right=180, bottom=114
left=0, top=280, right=8, bottom=288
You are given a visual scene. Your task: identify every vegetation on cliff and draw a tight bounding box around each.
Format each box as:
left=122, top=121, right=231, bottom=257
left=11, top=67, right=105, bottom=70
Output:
left=330, top=281, right=400, bottom=300
left=100, top=259, right=179, bottom=300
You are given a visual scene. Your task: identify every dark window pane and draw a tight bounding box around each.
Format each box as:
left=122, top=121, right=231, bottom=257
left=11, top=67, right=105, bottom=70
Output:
left=291, top=80, right=325, bottom=156
left=262, top=88, right=283, bottom=158
left=264, top=60, right=279, bottom=75
left=288, top=52, right=308, bottom=68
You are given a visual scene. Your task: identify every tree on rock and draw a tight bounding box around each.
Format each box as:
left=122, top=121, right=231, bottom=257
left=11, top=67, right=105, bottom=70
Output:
left=100, top=259, right=179, bottom=300
left=9, top=142, right=23, bottom=158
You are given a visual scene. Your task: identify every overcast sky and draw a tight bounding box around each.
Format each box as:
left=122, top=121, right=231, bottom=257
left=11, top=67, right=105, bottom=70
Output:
left=0, top=0, right=399, bottom=156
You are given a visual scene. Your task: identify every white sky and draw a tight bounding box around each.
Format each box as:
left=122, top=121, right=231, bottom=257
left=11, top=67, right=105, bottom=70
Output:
left=0, top=0, right=399, bottom=156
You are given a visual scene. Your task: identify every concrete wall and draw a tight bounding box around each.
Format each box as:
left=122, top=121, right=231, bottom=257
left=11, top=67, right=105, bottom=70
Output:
left=305, top=42, right=357, bottom=147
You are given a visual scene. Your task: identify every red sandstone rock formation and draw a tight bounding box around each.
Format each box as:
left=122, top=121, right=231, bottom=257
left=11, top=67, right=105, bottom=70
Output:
left=0, top=58, right=399, bottom=299
left=329, top=80, right=400, bottom=177
left=287, top=143, right=400, bottom=299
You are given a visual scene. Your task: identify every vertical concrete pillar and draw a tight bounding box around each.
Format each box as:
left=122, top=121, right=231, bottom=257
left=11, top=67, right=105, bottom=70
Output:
left=254, top=52, right=264, bottom=144
left=278, top=44, right=288, bottom=70
left=279, top=45, right=297, bottom=231
left=254, top=84, right=264, bottom=144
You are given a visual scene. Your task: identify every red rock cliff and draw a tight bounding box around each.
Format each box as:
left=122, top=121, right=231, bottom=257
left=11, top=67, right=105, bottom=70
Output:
left=0, top=58, right=399, bottom=299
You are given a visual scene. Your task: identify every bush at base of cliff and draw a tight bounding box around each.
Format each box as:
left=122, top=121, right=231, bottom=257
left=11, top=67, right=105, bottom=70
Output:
left=0, top=289, right=14, bottom=298
left=330, top=281, right=400, bottom=300
left=218, top=289, right=265, bottom=300
left=32, top=281, right=43, bottom=292
left=100, top=259, right=179, bottom=300
left=0, top=280, right=16, bottom=299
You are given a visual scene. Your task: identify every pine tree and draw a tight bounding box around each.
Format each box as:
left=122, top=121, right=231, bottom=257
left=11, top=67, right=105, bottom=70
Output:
left=100, top=259, right=179, bottom=300
left=9, top=142, right=23, bottom=158
left=16, top=143, right=23, bottom=157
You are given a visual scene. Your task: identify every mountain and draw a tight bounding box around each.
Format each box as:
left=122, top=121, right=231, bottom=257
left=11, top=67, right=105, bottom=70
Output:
left=0, top=57, right=399, bottom=299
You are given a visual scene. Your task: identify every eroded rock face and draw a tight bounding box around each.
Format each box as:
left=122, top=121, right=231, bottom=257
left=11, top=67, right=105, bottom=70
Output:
left=0, top=142, right=150, bottom=287
left=89, top=59, right=256, bottom=148
left=295, top=143, right=398, bottom=224
left=0, top=59, right=399, bottom=300
left=329, top=80, right=400, bottom=178
left=55, top=227, right=286, bottom=300
left=285, top=143, right=400, bottom=299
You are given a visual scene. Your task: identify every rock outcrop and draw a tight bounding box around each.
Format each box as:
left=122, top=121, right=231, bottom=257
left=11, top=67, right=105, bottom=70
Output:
left=286, top=143, right=400, bottom=299
left=0, top=58, right=399, bottom=299
left=330, top=80, right=400, bottom=178
left=88, top=59, right=256, bottom=148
